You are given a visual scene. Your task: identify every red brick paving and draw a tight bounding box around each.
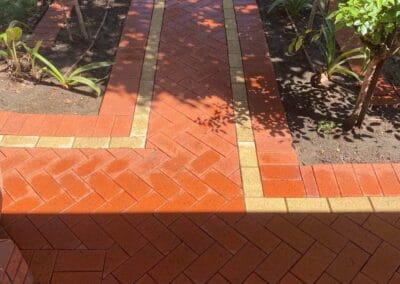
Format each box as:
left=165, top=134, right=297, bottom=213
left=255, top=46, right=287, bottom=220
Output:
left=1, top=0, right=400, bottom=283
left=0, top=0, right=154, bottom=137
left=2, top=212, right=400, bottom=283
left=234, top=0, right=400, bottom=198
left=31, top=0, right=74, bottom=49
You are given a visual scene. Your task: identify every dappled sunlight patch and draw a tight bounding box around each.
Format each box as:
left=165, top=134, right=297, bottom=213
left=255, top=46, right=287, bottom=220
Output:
left=197, top=18, right=223, bottom=29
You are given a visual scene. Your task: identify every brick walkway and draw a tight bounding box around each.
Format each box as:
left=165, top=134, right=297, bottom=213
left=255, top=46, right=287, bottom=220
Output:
left=1, top=0, right=400, bottom=283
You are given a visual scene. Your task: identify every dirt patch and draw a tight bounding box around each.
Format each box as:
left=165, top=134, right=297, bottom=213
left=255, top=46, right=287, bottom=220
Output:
left=257, top=1, right=400, bottom=164
left=0, top=0, right=130, bottom=115
left=0, top=71, right=102, bottom=114
left=383, top=56, right=400, bottom=87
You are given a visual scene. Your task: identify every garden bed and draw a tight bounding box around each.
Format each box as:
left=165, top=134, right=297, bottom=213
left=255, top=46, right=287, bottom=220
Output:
left=0, top=0, right=131, bottom=115
left=257, top=1, right=400, bottom=165
left=0, top=0, right=48, bottom=31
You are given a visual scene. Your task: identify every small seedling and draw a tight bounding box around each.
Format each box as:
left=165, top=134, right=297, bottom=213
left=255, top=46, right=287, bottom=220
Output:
left=317, top=119, right=337, bottom=134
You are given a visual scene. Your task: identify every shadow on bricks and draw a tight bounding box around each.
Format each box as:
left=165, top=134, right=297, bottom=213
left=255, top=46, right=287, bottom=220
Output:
left=1, top=211, right=400, bottom=283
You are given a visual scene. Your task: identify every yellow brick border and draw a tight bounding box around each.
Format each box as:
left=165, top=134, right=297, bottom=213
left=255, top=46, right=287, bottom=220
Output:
left=224, top=0, right=400, bottom=213
left=129, top=0, right=165, bottom=147
left=0, top=0, right=165, bottom=149
left=224, top=0, right=264, bottom=200
left=245, top=197, right=400, bottom=213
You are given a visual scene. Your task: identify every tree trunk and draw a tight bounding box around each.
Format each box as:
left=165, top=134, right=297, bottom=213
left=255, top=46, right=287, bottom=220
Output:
left=74, top=0, right=89, bottom=41
left=355, top=59, right=385, bottom=127
left=345, top=56, right=385, bottom=129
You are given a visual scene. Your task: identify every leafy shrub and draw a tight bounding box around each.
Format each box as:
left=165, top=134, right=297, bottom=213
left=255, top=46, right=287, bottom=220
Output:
left=330, top=0, right=400, bottom=128
left=332, top=0, right=399, bottom=49
left=0, top=0, right=37, bottom=29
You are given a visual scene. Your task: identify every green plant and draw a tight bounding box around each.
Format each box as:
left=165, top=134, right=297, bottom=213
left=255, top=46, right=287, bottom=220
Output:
left=317, top=119, right=337, bottom=134
left=288, top=28, right=320, bottom=53
left=330, top=0, right=400, bottom=128
left=268, top=0, right=313, bottom=15
left=1, top=22, right=111, bottom=95
left=0, top=0, right=37, bottom=29
left=22, top=40, right=42, bottom=78
left=34, top=53, right=111, bottom=96
left=320, top=19, right=366, bottom=80
left=65, top=62, right=112, bottom=95
left=288, top=19, right=366, bottom=81
left=0, top=24, right=24, bottom=75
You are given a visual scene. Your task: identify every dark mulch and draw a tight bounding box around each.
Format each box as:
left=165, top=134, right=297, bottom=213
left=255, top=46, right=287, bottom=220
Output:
left=257, top=1, right=400, bottom=164
left=0, top=0, right=130, bottom=115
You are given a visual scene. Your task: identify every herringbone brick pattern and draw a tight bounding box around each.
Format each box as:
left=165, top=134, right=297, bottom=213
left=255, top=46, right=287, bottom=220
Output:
left=1, top=0, right=400, bottom=283
left=0, top=0, right=243, bottom=219
left=2, top=211, right=400, bottom=283
left=148, top=0, right=237, bottom=150
left=0, top=148, right=243, bottom=215
left=235, top=0, right=400, bottom=198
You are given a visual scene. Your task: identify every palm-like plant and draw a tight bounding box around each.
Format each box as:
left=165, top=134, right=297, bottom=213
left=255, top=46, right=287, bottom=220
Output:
left=320, top=19, right=366, bottom=80
left=33, top=52, right=111, bottom=96
left=1, top=22, right=111, bottom=95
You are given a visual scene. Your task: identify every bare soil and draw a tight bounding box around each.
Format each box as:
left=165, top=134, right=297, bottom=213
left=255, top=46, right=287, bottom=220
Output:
left=257, top=1, right=400, bottom=164
left=0, top=0, right=130, bottom=115
left=383, top=56, right=400, bottom=86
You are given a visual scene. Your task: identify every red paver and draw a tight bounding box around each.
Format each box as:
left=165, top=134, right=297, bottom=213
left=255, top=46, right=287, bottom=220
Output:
left=0, top=0, right=154, bottom=137
left=234, top=0, right=400, bottom=197
left=1, top=0, right=400, bottom=283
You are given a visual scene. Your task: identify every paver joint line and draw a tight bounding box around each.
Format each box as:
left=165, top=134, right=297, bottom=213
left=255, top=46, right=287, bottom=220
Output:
left=0, top=0, right=398, bottom=218
left=223, top=0, right=400, bottom=210
left=2, top=1, right=400, bottom=282
left=0, top=0, right=163, bottom=150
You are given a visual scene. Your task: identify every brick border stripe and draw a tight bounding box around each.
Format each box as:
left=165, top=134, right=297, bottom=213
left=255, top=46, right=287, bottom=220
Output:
left=0, top=0, right=164, bottom=149
left=129, top=0, right=165, bottom=148
left=245, top=197, right=400, bottom=213
left=226, top=0, right=400, bottom=211
left=224, top=0, right=264, bottom=200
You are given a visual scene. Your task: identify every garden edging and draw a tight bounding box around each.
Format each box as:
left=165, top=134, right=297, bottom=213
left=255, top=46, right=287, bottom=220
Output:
left=234, top=0, right=400, bottom=201
left=0, top=0, right=159, bottom=148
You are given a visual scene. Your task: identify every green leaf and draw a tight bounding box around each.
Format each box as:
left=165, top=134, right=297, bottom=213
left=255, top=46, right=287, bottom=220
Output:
left=288, top=41, right=295, bottom=53
left=335, top=47, right=365, bottom=63
left=310, top=32, right=321, bottom=43
left=32, top=40, right=42, bottom=54
left=328, top=66, right=361, bottom=81
left=68, top=61, right=112, bottom=78
left=330, top=0, right=398, bottom=50
left=295, top=36, right=304, bottom=52
left=5, top=26, right=22, bottom=44
left=34, top=53, right=66, bottom=85
left=67, top=75, right=102, bottom=96
left=0, top=49, right=8, bottom=59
